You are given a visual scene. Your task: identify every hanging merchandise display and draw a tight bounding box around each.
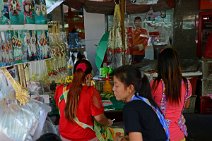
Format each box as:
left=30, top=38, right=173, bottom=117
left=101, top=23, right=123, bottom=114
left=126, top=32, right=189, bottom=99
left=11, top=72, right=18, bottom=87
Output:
left=0, top=1, right=56, bottom=140
left=23, top=30, right=39, bottom=61
left=8, top=0, right=24, bottom=25
left=47, top=21, right=68, bottom=83
left=11, top=30, right=25, bottom=63
left=0, top=0, right=51, bottom=68
left=0, top=0, right=10, bottom=25
left=37, top=30, right=50, bottom=59
left=34, top=0, right=47, bottom=24
left=0, top=31, right=14, bottom=66
left=23, top=0, right=35, bottom=24
left=107, top=3, right=128, bottom=68
left=26, top=21, right=68, bottom=86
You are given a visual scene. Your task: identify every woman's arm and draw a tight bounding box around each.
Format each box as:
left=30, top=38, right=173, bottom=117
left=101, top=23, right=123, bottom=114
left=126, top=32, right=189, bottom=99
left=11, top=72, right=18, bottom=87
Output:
left=94, top=114, right=113, bottom=126
left=129, top=132, right=143, bottom=141
left=185, top=99, right=190, bottom=108
left=184, top=79, right=193, bottom=108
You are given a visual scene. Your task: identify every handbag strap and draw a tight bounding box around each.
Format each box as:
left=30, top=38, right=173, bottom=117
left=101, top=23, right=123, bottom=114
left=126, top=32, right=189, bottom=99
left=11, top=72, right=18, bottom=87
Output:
left=1, top=68, right=29, bottom=105
left=132, top=95, right=170, bottom=141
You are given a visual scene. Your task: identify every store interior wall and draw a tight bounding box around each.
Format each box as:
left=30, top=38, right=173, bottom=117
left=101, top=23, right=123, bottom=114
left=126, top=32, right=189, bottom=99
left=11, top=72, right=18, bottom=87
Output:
left=173, top=0, right=199, bottom=59
left=83, top=10, right=106, bottom=74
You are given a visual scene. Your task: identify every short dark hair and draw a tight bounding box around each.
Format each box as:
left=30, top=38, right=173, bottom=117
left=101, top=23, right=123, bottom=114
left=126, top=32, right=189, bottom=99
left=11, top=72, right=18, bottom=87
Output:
left=134, top=16, right=141, bottom=21
left=36, top=133, right=62, bottom=141
left=113, top=65, right=158, bottom=108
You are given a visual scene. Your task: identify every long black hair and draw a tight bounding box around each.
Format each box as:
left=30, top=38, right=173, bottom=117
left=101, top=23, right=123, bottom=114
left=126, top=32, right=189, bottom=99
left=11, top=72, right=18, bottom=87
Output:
left=152, top=48, right=187, bottom=104
left=65, top=59, right=92, bottom=121
left=113, top=65, right=158, bottom=108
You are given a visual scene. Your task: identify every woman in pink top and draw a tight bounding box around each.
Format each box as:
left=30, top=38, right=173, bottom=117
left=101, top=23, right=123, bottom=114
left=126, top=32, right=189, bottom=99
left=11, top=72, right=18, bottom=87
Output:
left=150, top=48, right=192, bottom=141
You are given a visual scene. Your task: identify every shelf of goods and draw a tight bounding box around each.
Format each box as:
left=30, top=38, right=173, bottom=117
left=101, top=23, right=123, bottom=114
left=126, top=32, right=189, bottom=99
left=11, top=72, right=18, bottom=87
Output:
left=202, top=58, right=212, bottom=95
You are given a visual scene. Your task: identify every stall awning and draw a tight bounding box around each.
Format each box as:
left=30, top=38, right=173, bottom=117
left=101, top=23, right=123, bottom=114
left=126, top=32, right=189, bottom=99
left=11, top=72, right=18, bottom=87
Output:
left=64, top=0, right=174, bottom=14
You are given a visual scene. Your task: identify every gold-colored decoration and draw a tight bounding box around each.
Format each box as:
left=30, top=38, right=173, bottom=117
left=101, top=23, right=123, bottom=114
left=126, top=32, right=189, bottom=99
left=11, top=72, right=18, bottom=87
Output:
left=1, top=68, right=29, bottom=105
left=103, top=79, right=113, bottom=93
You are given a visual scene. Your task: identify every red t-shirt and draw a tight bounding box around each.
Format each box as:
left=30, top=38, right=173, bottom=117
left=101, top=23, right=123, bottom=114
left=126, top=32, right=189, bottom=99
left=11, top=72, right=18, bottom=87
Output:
left=150, top=80, right=192, bottom=141
left=54, top=84, right=104, bottom=141
left=127, top=27, right=148, bottom=55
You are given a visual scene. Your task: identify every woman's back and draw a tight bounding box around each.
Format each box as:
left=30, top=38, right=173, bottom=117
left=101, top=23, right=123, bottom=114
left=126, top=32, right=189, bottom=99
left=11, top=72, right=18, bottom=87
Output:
left=151, top=79, right=192, bottom=141
left=55, top=85, right=104, bottom=141
left=123, top=100, right=167, bottom=141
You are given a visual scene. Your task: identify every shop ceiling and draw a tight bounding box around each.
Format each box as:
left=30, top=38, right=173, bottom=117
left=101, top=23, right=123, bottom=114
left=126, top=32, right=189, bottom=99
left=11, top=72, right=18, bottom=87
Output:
left=63, top=0, right=173, bottom=14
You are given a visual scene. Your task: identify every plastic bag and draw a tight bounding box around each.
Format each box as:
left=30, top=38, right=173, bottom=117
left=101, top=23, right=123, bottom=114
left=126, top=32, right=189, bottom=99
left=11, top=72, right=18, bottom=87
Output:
left=0, top=99, right=41, bottom=141
left=0, top=69, right=51, bottom=141
left=0, top=99, right=51, bottom=141
left=32, top=102, right=51, bottom=141
left=41, top=117, right=58, bottom=135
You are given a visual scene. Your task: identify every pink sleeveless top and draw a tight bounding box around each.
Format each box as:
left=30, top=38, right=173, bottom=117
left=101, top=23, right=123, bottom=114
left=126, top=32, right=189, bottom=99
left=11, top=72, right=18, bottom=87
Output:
left=150, top=80, right=192, bottom=141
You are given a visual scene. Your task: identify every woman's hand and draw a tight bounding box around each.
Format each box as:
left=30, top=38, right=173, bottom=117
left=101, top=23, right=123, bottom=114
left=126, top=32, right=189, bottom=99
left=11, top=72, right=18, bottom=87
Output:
left=115, top=135, right=129, bottom=141
left=94, top=114, right=113, bottom=126
left=107, top=119, right=113, bottom=126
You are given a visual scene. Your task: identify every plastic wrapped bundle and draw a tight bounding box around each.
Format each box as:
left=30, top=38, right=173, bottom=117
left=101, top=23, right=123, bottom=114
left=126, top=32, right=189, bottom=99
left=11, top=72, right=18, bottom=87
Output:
left=0, top=68, right=51, bottom=141
left=41, top=117, right=58, bottom=135
left=0, top=99, right=51, bottom=141
left=32, top=101, right=51, bottom=141
left=0, top=99, right=42, bottom=141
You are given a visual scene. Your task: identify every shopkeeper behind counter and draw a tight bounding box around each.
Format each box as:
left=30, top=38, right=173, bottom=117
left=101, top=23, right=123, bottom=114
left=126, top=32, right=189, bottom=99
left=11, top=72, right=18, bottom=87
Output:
left=127, top=16, right=149, bottom=64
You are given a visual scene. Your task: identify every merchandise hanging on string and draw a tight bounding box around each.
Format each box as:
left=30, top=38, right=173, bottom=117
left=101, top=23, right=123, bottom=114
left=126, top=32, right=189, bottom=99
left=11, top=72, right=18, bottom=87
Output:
left=107, top=3, right=128, bottom=68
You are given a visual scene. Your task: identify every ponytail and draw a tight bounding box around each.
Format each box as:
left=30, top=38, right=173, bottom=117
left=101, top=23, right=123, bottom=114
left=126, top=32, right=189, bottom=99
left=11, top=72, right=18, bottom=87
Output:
left=64, top=70, right=84, bottom=121
left=138, top=74, right=159, bottom=108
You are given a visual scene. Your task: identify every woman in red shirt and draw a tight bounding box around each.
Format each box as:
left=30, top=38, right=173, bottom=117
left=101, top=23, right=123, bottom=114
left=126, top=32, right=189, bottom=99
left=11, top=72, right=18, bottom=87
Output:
left=55, top=59, right=113, bottom=141
left=151, top=48, right=192, bottom=141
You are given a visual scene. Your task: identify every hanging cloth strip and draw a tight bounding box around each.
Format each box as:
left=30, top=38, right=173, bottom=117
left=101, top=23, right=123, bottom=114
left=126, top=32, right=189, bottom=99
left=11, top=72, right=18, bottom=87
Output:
left=160, top=79, right=189, bottom=137
left=107, top=4, right=125, bottom=68
left=131, top=95, right=170, bottom=141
